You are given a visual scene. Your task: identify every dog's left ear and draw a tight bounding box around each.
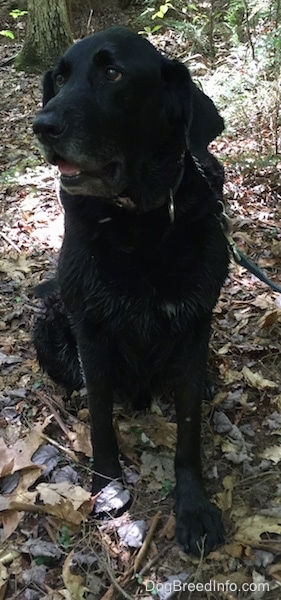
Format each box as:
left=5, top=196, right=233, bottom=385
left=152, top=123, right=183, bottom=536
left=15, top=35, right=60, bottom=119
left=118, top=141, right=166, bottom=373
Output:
left=161, top=57, right=224, bottom=157
left=42, top=69, right=55, bottom=106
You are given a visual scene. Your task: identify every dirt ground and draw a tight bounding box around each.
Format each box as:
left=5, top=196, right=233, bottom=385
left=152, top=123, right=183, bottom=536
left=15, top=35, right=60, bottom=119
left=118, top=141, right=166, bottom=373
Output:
left=1, top=7, right=281, bottom=600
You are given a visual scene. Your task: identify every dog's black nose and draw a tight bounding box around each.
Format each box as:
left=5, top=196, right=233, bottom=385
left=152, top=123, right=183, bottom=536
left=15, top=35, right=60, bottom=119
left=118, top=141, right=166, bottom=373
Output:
left=33, top=112, right=66, bottom=143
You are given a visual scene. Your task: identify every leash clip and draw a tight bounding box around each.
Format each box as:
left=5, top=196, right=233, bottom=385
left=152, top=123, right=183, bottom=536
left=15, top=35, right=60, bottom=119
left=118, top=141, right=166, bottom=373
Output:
left=217, top=200, right=232, bottom=234
left=225, top=232, right=242, bottom=262
left=216, top=201, right=241, bottom=262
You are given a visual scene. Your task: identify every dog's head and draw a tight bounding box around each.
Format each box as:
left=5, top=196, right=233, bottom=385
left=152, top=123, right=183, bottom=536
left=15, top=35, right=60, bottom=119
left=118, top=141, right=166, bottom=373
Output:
left=33, top=27, right=224, bottom=208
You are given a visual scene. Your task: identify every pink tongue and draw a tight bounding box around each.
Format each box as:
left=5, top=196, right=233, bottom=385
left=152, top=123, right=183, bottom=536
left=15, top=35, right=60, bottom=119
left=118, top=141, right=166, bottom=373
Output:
left=57, top=160, right=81, bottom=176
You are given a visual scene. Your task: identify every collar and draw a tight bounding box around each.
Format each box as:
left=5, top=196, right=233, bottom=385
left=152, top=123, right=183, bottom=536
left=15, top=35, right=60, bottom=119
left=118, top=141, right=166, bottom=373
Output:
left=113, top=151, right=186, bottom=222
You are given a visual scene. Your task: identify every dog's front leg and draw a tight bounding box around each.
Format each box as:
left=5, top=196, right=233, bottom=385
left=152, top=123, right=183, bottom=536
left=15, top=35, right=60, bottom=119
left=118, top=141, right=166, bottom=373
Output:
left=174, top=339, right=224, bottom=557
left=76, top=331, right=122, bottom=495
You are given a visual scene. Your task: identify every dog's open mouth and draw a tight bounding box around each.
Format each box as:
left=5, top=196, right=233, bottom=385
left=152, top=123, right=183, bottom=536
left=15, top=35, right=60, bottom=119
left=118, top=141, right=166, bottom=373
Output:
left=57, top=159, right=82, bottom=177
left=47, top=154, right=126, bottom=197
left=57, top=158, right=123, bottom=185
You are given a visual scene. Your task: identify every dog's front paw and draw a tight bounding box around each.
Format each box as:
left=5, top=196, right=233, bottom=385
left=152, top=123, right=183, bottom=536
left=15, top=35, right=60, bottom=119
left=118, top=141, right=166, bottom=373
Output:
left=175, top=470, right=224, bottom=557
left=176, top=497, right=224, bottom=557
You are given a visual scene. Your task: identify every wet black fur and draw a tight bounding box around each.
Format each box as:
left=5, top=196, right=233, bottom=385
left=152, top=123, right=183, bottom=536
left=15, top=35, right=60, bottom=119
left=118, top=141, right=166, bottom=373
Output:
left=33, top=27, right=229, bottom=556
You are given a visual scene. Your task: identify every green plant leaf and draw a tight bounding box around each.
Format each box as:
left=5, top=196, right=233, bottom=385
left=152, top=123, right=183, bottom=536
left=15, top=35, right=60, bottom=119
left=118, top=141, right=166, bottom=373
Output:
left=0, top=30, right=15, bottom=39
left=10, top=9, right=28, bottom=18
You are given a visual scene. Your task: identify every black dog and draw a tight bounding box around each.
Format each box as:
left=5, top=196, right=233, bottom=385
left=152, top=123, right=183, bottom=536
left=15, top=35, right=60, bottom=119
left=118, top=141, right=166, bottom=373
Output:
left=33, top=26, right=229, bottom=556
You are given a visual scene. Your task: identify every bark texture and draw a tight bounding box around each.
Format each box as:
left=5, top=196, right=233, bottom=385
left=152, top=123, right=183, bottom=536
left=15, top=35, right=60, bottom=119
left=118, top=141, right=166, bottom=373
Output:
left=16, top=0, right=73, bottom=72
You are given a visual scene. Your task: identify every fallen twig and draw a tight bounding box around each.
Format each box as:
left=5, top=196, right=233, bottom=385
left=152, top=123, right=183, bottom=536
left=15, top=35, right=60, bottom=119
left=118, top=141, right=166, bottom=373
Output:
left=133, top=510, right=162, bottom=574
left=41, top=433, right=78, bottom=462
left=0, top=54, right=17, bottom=66
left=0, top=231, right=21, bottom=253
left=138, top=541, right=174, bottom=577
left=99, top=555, right=134, bottom=600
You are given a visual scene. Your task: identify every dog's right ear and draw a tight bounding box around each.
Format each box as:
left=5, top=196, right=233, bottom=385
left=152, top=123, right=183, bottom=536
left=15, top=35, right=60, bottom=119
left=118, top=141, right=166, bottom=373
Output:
left=42, top=69, right=55, bottom=106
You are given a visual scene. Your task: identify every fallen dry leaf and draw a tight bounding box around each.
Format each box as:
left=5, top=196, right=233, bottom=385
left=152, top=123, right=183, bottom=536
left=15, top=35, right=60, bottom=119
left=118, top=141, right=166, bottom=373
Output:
left=223, top=369, right=243, bottom=385
left=224, top=543, right=244, bottom=558
left=70, top=422, right=92, bottom=457
left=235, top=515, right=281, bottom=543
left=273, top=394, right=281, bottom=412
left=0, top=416, right=52, bottom=478
left=258, top=309, right=281, bottom=328
left=242, top=366, right=278, bottom=390
left=140, top=451, right=175, bottom=491
left=159, top=513, right=176, bottom=540
left=216, top=474, right=236, bottom=511
left=36, top=482, right=90, bottom=511
left=266, top=562, right=281, bottom=583
left=62, top=550, right=88, bottom=600
left=35, top=482, right=92, bottom=526
left=259, top=445, right=281, bottom=464
left=0, top=562, right=8, bottom=600
left=141, top=414, right=177, bottom=450
left=0, top=255, right=34, bottom=280
left=0, top=491, right=37, bottom=540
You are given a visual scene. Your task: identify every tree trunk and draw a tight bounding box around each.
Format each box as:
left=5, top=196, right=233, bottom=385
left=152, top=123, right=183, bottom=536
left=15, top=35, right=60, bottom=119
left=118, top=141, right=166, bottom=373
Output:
left=16, top=0, right=73, bottom=72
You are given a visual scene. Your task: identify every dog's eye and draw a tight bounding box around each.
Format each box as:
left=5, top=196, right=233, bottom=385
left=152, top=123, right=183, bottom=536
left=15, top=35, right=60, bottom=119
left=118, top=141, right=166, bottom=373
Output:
left=105, top=67, right=122, bottom=82
left=55, top=74, right=65, bottom=87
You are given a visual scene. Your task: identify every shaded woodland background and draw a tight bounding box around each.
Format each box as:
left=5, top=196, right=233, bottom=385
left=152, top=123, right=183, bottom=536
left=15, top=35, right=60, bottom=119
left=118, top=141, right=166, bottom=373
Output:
left=0, top=1, right=281, bottom=599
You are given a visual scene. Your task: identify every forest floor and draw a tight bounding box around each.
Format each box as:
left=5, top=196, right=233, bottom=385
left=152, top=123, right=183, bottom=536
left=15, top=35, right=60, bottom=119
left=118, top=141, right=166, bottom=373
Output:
left=1, top=5, right=281, bottom=600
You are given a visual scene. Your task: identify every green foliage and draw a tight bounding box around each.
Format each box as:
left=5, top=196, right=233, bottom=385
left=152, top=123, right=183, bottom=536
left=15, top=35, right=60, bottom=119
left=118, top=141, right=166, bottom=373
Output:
left=151, top=2, right=174, bottom=20
left=140, top=577, right=157, bottom=595
left=160, top=479, right=173, bottom=495
left=35, top=557, right=52, bottom=566
left=226, top=0, right=245, bottom=28
left=0, top=166, right=20, bottom=183
left=135, top=0, right=281, bottom=154
left=33, top=381, right=42, bottom=390
left=139, top=24, right=162, bottom=35
left=57, top=525, right=71, bottom=549
left=139, top=0, right=175, bottom=35
left=0, top=30, right=15, bottom=39
left=0, top=9, right=27, bottom=40
left=205, top=36, right=281, bottom=154
left=10, top=9, right=28, bottom=19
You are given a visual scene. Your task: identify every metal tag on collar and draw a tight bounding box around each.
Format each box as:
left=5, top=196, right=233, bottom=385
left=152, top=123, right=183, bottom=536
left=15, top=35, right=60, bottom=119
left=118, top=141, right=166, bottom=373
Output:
left=169, top=189, right=175, bottom=223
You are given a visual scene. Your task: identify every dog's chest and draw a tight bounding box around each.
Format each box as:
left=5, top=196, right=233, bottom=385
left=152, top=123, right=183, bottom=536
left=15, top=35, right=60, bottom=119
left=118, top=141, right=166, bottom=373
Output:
left=59, top=223, right=193, bottom=330
left=58, top=212, right=226, bottom=338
